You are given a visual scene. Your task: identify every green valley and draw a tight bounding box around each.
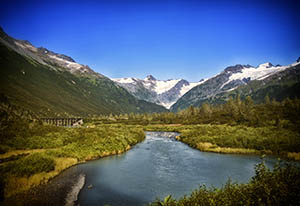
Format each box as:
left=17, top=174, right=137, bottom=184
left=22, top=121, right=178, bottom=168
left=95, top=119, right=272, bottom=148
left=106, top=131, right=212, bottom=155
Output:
left=0, top=24, right=299, bottom=206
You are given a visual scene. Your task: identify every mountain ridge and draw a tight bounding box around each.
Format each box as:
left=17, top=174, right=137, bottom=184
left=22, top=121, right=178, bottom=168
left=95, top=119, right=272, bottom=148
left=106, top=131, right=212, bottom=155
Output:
left=0, top=28, right=102, bottom=79
left=171, top=60, right=300, bottom=112
left=113, top=60, right=297, bottom=110
left=0, top=27, right=167, bottom=116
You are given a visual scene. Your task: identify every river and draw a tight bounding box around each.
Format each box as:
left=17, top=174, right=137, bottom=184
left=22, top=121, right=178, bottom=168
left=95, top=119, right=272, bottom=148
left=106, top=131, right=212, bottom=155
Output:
left=70, top=132, right=278, bottom=206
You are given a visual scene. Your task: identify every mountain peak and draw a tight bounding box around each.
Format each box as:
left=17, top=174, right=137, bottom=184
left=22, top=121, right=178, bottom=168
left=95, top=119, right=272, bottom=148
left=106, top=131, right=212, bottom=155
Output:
left=224, top=64, right=244, bottom=73
left=145, top=75, right=156, bottom=81
left=258, top=62, right=273, bottom=68
left=0, top=26, right=5, bottom=35
left=0, top=26, right=11, bottom=40
left=297, top=57, right=300, bottom=63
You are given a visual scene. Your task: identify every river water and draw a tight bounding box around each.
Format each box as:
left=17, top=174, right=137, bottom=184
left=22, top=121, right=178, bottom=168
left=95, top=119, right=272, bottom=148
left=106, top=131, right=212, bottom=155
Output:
left=76, top=132, right=277, bottom=206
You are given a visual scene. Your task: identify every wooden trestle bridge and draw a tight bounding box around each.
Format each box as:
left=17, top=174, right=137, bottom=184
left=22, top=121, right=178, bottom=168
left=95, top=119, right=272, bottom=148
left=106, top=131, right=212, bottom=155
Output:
left=41, top=118, right=84, bottom=127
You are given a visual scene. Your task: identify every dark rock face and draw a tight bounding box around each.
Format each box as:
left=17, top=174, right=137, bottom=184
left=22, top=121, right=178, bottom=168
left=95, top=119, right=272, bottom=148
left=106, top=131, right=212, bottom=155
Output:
left=116, top=80, right=159, bottom=105
left=224, top=64, right=244, bottom=73
left=297, top=57, right=300, bottom=63
left=264, top=62, right=273, bottom=68
left=145, top=75, right=156, bottom=81
left=222, top=79, right=245, bottom=91
left=169, top=71, right=233, bottom=111
left=37, top=47, right=76, bottom=63
left=0, top=26, right=12, bottom=42
left=242, top=77, right=251, bottom=83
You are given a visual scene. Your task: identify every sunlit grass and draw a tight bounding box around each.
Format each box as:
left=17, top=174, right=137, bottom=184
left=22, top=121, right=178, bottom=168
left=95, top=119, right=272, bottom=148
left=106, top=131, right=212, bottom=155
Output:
left=0, top=123, right=145, bottom=199
left=4, top=157, right=77, bottom=198
left=287, top=152, right=300, bottom=161
left=0, top=149, right=46, bottom=159
left=196, top=141, right=264, bottom=155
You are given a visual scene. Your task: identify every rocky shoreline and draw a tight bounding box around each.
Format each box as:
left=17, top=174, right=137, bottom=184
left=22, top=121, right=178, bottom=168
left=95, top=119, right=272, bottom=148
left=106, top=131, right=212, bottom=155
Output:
left=1, top=137, right=137, bottom=205
left=2, top=165, right=84, bottom=206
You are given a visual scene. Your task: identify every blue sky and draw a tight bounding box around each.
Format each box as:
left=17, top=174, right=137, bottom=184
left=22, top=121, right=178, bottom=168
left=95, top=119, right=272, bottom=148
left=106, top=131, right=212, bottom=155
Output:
left=1, top=0, right=299, bottom=82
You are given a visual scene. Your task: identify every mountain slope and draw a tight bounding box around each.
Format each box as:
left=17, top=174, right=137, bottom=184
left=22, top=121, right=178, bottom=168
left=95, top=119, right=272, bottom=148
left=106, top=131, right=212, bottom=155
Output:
left=0, top=28, right=167, bottom=117
left=212, top=63, right=300, bottom=104
left=113, top=75, right=204, bottom=108
left=171, top=61, right=300, bottom=112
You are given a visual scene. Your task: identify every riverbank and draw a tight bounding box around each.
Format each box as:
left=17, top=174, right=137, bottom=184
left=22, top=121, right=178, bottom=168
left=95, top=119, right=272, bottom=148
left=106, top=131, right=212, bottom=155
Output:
left=66, top=132, right=286, bottom=206
left=0, top=124, right=145, bottom=203
left=144, top=124, right=300, bottom=161
left=1, top=122, right=299, bottom=204
left=1, top=143, right=138, bottom=206
left=8, top=129, right=297, bottom=206
left=2, top=164, right=84, bottom=206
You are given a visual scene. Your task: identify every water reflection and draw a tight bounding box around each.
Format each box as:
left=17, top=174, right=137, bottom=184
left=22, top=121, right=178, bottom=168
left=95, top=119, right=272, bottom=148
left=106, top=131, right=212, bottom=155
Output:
left=77, top=132, right=277, bottom=206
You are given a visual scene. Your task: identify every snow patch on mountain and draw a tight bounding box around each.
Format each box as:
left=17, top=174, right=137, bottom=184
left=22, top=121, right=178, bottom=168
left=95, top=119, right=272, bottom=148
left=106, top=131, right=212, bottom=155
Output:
left=171, top=59, right=300, bottom=112
left=291, top=61, right=300, bottom=67
left=220, top=63, right=288, bottom=91
left=48, top=54, right=83, bottom=72
left=154, top=79, right=181, bottom=94
left=114, top=77, right=136, bottom=84
left=160, top=101, right=176, bottom=109
left=112, top=77, right=184, bottom=94
left=231, top=63, right=285, bottom=81
left=112, top=76, right=203, bottom=109
left=6, top=36, right=100, bottom=77
left=14, top=40, right=37, bottom=52
left=180, top=80, right=206, bottom=96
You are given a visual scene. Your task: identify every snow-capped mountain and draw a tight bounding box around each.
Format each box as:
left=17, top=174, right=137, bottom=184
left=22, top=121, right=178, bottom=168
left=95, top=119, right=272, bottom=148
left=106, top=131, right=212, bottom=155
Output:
left=219, top=62, right=288, bottom=91
left=0, top=27, right=167, bottom=116
left=0, top=27, right=101, bottom=78
left=113, top=75, right=205, bottom=108
left=171, top=60, right=300, bottom=112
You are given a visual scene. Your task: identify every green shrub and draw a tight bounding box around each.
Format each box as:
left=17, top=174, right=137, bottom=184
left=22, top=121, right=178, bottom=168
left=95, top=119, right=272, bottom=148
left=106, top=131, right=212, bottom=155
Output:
left=0, top=145, right=10, bottom=154
left=0, top=153, right=55, bottom=177
left=149, top=162, right=300, bottom=206
left=178, top=125, right=300, bottom=154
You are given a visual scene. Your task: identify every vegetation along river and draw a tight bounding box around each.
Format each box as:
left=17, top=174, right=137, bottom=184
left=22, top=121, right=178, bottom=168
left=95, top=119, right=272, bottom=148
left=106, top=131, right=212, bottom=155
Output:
left=72, top=132, right=277, bottom=206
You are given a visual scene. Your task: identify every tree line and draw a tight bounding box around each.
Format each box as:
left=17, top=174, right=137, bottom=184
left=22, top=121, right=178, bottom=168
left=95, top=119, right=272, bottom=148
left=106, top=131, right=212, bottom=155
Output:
left=92, top=96, right=300, bottom=130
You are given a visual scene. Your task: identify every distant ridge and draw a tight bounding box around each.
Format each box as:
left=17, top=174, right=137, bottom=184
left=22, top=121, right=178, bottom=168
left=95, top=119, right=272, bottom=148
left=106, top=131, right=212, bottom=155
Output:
left=113, top=75, right=204, bottom=109
left=171, top=60, right=300, bottom=112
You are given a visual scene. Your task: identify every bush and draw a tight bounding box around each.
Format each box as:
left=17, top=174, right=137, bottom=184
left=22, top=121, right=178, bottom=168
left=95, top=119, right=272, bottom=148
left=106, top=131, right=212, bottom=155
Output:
left=0, top=145, right=10, bottom=154
left=149, top=162, right=300, bottom=206
left=0, top=153, right=55, bottom=177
